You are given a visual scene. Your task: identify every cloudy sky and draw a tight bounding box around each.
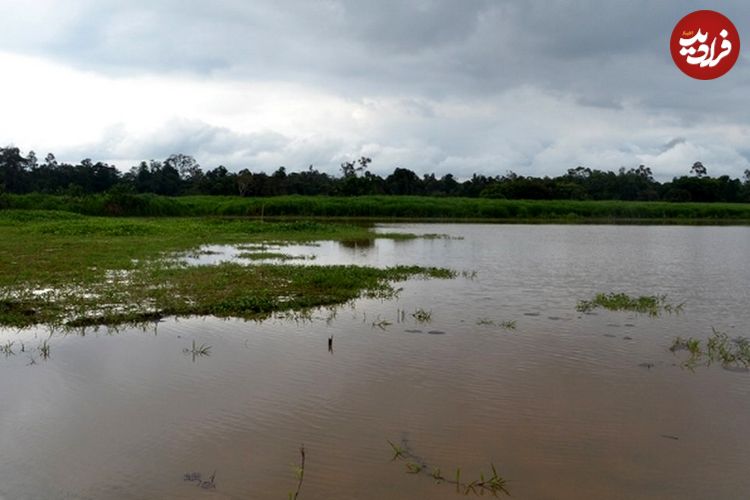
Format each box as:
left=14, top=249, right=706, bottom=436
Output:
left=1, top=0, right=748, bottom=180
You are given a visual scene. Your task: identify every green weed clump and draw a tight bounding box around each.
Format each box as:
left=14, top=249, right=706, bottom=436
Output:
left=412, top=308, right=432, bottom=323
left=671, top=328, right=750, bottom=370
left=577, top=292, right=683, bottom=317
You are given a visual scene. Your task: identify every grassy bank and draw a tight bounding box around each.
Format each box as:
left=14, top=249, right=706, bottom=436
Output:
left=0, top=210, right=453, bottom=328
left=4, top=193, right=750, bottom=221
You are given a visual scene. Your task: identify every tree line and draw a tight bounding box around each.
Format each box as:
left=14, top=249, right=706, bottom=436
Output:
left=2, top=146, right=750, bottom=202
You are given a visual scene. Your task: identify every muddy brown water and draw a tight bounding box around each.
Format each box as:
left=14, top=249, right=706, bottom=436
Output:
left=2, top=224, right=750, bottom=499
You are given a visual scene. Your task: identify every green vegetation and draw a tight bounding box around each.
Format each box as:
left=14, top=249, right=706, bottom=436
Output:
left=38, top=339, right=51, bottom=359
left=237, top=251, right=309, bottom=261
left=183, top=471, right=216, bottom=490
left=0, top=340, right=14, bottom=356
left=387, top=438, right=510, bottom=497
left=577, top=293, right=683, bottom=317
left=476, top=318, right=516, bottom=330
left=3, top=146, right=750, bottom=203
left=0, top=210, right=454, bottom=328
left=5, top=193, right=750, bottom=220
left=183, top=340, right=211, bottom=361
left=412, top=308, right=432, bottom=323
left=372, top=318, right=393, bottom=330
left=288, top=446, right=305, bottom=500
left=671, top=328, right=750, bottom=370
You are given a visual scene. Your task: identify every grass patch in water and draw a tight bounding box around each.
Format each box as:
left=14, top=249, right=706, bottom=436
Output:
left=671, top=328, right=750, bottom=371
left=0, top=211, right=455, bottom=327
left=412, top=308, right=432, bottom=323
left=237, top=251, right=309, bottom=261
left=577, top=292, right=683, bottom=317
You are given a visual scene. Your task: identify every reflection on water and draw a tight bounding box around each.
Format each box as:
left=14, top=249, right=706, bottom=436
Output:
left=2, top=224, right=750, bottom=499
left=338, top=238, right=376, bottom=250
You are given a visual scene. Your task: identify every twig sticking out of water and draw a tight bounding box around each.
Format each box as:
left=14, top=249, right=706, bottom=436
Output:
left=289, top=445, right=306, bottom=500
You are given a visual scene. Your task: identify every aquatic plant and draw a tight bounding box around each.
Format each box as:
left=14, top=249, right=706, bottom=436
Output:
left=577, top=292, right=683, bottom=317
left=183, top=470, right=216, bottom=489
left=387, top=439, right=406, bottom=460
left=288, top=445, right=306, bottom=500
left=372, top=318, right=392, bottom=330
left=405, top=462, right=423, bottom=474
left=461, top=270, right=478, bottom=280
left=38, top=339, right=51, bottom=359
left=412, top=308, right=432, bottom=323
left=183, top=340, right=211, bottom=361
left=1, top=340, right=14, bottom=356
left=387, top=438, right=510, bottom=496
left=670, top=328, right=750, bottom=370
left=476, top=318, right=516, bottom=330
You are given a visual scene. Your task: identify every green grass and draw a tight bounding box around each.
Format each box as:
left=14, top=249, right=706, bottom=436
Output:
left=671, top=328, right=750, bottom=370
left=577, top=293, right=683, bottom=317
left=237, top=251, right=309, bottom=261
left=5, top=193, right=750, bottom=220
left=412, top=308, right=432, bottom=323
left=387, top=438, right=510, bottom=496
left=0, top=210, right=454, bottom=327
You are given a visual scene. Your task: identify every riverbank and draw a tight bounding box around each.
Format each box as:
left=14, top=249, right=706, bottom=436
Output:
left=4, top=193, right=750, bottom=221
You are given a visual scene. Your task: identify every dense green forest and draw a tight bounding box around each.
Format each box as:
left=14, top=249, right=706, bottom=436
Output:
left=2, top=146, right=750, bottom=203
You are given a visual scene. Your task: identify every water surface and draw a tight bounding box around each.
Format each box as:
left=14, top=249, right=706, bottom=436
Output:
left=2, top=224, right=750, bottom=499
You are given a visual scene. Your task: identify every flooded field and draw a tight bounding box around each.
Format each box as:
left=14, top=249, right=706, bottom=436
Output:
left=2, top=224, right=750, bottom=499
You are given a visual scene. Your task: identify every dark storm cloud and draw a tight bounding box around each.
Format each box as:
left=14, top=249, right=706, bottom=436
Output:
left=1, top=1, right=728, bottom=89
left=1, top=0, right=749, bottom=178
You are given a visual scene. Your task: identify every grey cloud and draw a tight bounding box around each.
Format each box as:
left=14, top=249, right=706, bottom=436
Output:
left=4, top=0, right=748, bottom=110
left=660, top=137, right=686, bottom=153
left=3, top=0, right=750, bottom=180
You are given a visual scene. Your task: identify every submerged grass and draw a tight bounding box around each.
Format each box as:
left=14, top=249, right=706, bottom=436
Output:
left=411, top=308, right=432, bottom=323
left=577, top=292, right=683, bottom=317
left=388, top=438, right=510, bottom=497
left=0, top=210, right=454, bottom=328
left=671, top=328, right=750, bottom=371
left=236, top=251, right=312, bottom=261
